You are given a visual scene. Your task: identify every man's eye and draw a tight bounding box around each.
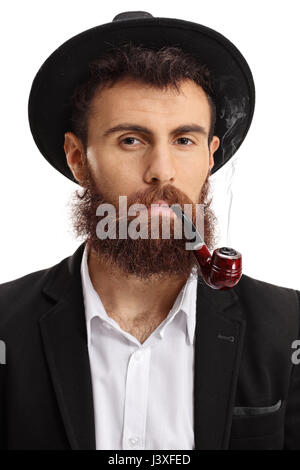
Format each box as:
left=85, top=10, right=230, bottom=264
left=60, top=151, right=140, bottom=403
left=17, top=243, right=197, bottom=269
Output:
left=176, top=137, right=194, bottom=145
left=120, top=137, right=140, bottom=145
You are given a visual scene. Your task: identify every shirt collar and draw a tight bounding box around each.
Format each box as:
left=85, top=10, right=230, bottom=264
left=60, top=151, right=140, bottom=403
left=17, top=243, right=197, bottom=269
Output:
left=80, top=242, right=198, bottom=346
left=80, top=242, right=110, bottom=343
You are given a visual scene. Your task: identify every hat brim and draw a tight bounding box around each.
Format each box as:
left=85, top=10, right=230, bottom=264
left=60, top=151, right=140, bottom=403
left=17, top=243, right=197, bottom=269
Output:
left=28, top=16, right=255, bottom=184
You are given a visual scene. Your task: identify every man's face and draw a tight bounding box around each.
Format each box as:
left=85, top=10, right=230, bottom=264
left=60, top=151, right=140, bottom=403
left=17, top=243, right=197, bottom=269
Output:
left=65, top=78, right=220, bottom=280
left=85, top=77, right=217, bottom=205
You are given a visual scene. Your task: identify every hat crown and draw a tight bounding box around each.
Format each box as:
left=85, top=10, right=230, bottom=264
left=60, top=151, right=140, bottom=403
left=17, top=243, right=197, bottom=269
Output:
left=112, top=11, right=153, bottom=22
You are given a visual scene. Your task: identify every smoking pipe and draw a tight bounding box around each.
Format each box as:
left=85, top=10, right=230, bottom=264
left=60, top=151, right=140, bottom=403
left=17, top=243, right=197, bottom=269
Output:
left=171, top=205, right=242, bottom=290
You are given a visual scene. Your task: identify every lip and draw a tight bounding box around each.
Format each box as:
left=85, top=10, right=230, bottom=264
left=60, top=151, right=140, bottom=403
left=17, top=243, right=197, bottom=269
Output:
left=139, top=200, right=175, bottom=217
left=148, top=200, right=175, bottom=218
left=152, top=200, right=170, bottom=206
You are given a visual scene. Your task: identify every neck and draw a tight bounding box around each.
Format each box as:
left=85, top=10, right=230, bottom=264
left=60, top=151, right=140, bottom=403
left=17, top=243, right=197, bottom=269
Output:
left=87, top=245, right=189, bottom=326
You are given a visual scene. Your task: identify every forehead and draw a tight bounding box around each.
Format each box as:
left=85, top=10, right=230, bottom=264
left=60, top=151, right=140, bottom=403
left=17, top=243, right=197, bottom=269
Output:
left=88, top=78, right=211, bottom=128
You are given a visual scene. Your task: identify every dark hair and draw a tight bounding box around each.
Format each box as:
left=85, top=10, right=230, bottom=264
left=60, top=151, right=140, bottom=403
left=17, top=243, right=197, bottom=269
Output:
left=70, top=42, right=217, bottom=153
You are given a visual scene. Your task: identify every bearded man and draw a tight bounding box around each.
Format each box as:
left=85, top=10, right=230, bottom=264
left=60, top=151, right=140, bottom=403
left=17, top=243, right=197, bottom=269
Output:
left=0, top=11, right=299, bottom=450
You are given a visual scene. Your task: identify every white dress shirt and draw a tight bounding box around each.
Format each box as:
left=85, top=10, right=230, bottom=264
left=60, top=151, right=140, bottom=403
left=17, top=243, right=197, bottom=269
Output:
left=80, top=242, right=198, bottom=450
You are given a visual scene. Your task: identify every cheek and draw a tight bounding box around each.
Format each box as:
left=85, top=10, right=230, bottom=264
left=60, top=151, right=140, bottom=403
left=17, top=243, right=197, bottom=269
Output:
left=89, top=148, right=140, bottom=196
left=178, top=158, right=209, bottom=200
left=88, top=146, right=120, bottom=181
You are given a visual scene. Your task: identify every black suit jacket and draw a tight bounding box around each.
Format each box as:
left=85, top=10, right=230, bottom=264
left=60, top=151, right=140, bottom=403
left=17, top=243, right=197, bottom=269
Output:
left=0, top=242, right=299, bottom=450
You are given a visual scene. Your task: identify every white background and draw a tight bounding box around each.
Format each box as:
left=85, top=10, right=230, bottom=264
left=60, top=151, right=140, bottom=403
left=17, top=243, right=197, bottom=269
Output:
left=0, top=0, right=299, bottom=289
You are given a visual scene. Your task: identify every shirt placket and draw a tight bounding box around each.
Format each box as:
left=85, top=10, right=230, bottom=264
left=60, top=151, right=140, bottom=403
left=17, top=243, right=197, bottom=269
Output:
left=122, top=346, right=151, bottom=450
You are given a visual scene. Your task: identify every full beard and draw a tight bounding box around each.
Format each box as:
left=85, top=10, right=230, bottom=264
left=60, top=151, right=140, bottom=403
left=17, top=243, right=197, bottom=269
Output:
left=68, top=160, right=218, bottom=282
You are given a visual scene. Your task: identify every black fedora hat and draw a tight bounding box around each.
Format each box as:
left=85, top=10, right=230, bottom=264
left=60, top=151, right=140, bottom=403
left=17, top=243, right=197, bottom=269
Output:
left=28, top=10, right=255, bottom=184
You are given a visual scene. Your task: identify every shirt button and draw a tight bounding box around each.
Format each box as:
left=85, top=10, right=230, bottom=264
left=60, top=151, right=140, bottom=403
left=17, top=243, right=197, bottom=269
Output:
left=134, top=350, right=143, bottom=361
left=128, top=437, right=140, bottom=446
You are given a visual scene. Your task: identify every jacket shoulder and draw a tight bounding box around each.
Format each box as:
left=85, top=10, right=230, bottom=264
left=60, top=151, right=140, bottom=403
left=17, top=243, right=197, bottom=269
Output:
left=235, top=273, right=300, bottom=333
left=237, top=273, right=299, bottom=302
left=0, top=255, right=71, bottom=328
left=238, top=272, right=299, bottom=296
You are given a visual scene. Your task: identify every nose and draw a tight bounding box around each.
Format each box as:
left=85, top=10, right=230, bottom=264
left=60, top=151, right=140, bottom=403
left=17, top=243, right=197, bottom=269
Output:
left=143, top=145, right=176, bottom=185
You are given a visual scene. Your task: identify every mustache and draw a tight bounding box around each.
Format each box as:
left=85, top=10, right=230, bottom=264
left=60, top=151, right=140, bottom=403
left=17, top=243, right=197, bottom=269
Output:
left=120, top=184, right=198, bottom=224
left=126, top=183, right=192, bottom=207
left=85, top=182, right=201, bottom=226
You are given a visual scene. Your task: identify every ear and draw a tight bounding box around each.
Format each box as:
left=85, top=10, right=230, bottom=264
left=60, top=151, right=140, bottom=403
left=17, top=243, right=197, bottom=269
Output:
left=209, top=135, right=220, bottom=171
left=64, top=132, right=86, bottom=184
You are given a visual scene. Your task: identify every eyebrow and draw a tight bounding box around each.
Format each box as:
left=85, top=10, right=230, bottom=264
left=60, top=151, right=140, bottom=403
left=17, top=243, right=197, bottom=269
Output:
left=102, top=122, right=207, bottom=138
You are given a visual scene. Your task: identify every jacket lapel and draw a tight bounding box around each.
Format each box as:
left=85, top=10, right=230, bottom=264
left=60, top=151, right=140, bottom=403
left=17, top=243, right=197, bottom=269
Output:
left=193, top=278, right=246, bottom=449
left=39, top=242, right=96, bottom=450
